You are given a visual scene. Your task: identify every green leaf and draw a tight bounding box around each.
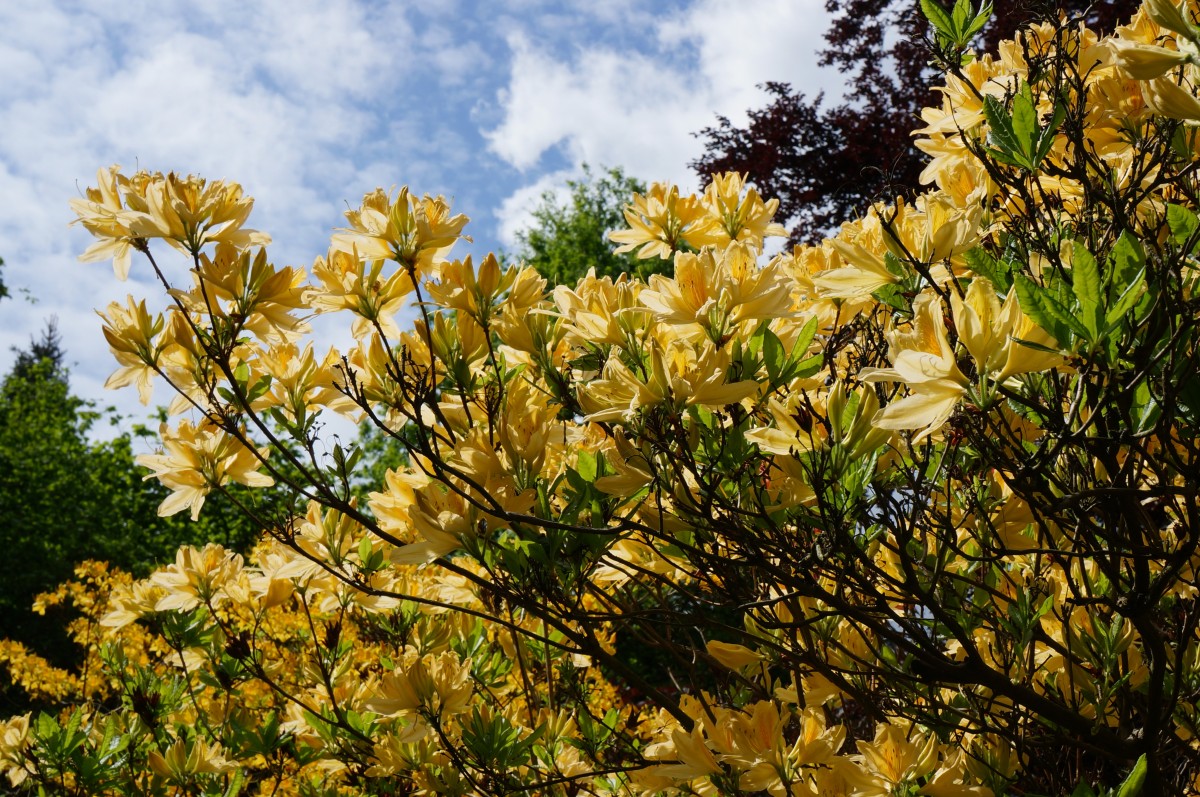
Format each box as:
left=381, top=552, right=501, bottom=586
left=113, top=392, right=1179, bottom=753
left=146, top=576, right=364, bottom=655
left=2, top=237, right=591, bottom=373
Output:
left=575, top=450, right=598, bottom=483
left=1011, top=85, right=1038, bottom=154
left=1034, top=99, right=1068, bottom=165
left=1116, top=754, right=1148, bottom=797
left=1105, top=267, right=1146, bottom=329
left=963, top=1, right=993, bottom=39
left=794, top=353, right=824, bottom=379
left=1167, top=203, right=1199, bottom=245
left=963, top=247, right=1012, bottom=291
left=1110, top=232, right=1145, bottom=288
left=920, top=0, right=955, bottom=38
left=872, top=283, right=910, bottom=312
left=1071, top=781, right=1097, bottom=797
left=763, top=328, right=785, bottom=383
left=1015, top=274, right=1083, bottom=346
left=791, top=315, right=819, bottom=360
left=1071, top=242, right=1102, bottom=339
left=983, top=95, right=1023, bottom=159
left=951, top=0, right=972, bottom=36
left=1132, top=379, right=1161, bottom=435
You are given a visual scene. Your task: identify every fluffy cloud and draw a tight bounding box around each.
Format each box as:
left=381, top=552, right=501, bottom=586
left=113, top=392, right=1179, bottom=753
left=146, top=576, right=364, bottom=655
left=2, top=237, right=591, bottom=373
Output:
left=486, top=0, right=841, bottom=200
left=0, top=1, right=424, bottom=429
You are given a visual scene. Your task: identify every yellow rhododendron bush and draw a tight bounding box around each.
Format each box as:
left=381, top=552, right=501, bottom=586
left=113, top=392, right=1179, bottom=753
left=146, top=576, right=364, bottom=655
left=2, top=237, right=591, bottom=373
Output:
left=8, top=2, right=1200, bottom=794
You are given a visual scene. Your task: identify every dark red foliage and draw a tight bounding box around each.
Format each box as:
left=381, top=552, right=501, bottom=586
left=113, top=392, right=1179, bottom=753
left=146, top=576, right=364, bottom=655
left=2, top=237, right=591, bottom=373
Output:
left=692, top=1, right=1141, bottom=244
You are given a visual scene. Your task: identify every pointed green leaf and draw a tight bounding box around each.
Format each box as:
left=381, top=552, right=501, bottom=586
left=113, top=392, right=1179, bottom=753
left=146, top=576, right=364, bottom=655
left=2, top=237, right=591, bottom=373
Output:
left=1167, top=203, right=1199, bottom=245
left=1015, top=274, right=1086, bottom=345
left=1116, top=754, right=1148, bottom=797
left=920, top=0, right=955, bottom=38
left=983, top=95, right=1022, bottom=157
left=1071, top=242, right=1102, bottom=339
left=1034, top=99, right=1067, bottom=165
left=794, top=353, right=824, bottom=379
left=575, top=450, right=598, bottom=482
left=963, top=2, right=993, bottom=39
left=964, top=247, right=1012, bottom=291
left=1105, top=267, right=1146, bottom=328
left=1110, top=231, right=1145, bottom=287
left=791, top=314, right=819, bottom=360
left=763, top=327, right=785, bottom=383
left=986, top=147, right=1029, bottom=169
left=1011, top=85, right=1038, bottom=154
left=951, top=0, right=972, bottom=36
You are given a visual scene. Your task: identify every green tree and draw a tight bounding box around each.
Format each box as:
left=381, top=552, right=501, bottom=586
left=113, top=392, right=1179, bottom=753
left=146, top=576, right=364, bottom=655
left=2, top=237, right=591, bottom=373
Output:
left=512, top=164, right=665, bottom=284
left=0, top=323, right=269, bottom=667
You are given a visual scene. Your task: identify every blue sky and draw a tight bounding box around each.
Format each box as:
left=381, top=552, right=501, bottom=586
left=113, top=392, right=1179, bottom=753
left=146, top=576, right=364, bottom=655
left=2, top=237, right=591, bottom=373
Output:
left=0, top=0, right=843, bottom=432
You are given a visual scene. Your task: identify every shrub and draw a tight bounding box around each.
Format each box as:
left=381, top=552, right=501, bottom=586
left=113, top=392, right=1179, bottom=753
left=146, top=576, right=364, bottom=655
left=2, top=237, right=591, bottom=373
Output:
left=5, top=3, right=1200, bottom=794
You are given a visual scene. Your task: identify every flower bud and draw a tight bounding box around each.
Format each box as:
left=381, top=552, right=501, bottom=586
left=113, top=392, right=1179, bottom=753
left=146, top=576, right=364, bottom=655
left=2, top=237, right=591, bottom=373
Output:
left=1145, top=0, right=1198, bottom=42
left=1109, top=39, right=1193, bottom=79
left=1142, top=76, right=1200, bottom=120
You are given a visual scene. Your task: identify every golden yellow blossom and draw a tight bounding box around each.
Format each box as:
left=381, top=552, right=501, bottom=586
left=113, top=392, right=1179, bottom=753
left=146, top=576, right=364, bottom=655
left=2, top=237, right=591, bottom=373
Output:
left=97, top=296, right=168, bottom=404
left=136, top=420, right=274, bottom=520
left=70, top=165, right=142, bottom=280
left=147, top=735, right=236, bottom=780
left=124, top=171, right=269, bottom=257
left=332, top=186, right=468, bottom=275
left=860, top=292, right=968, bottom=440
left=610, top=181, right=718, bottom=258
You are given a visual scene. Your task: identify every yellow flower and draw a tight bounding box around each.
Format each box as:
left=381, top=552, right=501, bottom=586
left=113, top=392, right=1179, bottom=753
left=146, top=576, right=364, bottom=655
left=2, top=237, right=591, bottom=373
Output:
left=644, top=725, right=723, bottom=781
left=949, top=277, right=1062, bottom=381
left=641, top=244, right=793, bottom=342
left=860, top=292, right=968, bottom=441
left=70, top=165, right=143, bottom=280
left=815, top=208, right=901, bottom=301
left=425, top=253, right=517, bottom=325
left=137, top=420, right=274, bottom=520
left=1108, top=38, right=1194, bottom=79
left=392, top=483, right=476, bottom=565
left=97, top=296, right=167, bottom=405
left=125, top=172, right=270, bottom=256
left=150, top=544, right=245, bottom=612
left=610, top=182, right=717, bottom=259
left=594, top=429, right=654, bottom=497
left=332, top=186, right=468, bottom=275
left=367, top=652, right=473, bottom=717
left=706, top=640, right=763, bottom=670
left=553, top=270, right=648, bottom=350
left=580, top=338, right=756, bottom=422
left=701, top=171, right=788, bottom=249
left=1144, top=0, right=1199, bottom=40
left=0, top=714, right=32, bottom=788
left=147, top=735, right=235, bottom=780
left=257, top=342, right=356, bottom=422
left=308, top=246, right=414, bottom=339
left=181, top=244, right=309, bottom=344
left=1141, top=73, right=1200, bottom=119
left=855, top=723, right=940, bottom=793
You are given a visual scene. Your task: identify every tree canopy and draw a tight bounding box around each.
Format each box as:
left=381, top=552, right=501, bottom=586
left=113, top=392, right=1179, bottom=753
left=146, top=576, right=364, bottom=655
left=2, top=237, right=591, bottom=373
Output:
left=512, top=164, right=665, bottom=284
left=693, top=0, right=1141, bottom=244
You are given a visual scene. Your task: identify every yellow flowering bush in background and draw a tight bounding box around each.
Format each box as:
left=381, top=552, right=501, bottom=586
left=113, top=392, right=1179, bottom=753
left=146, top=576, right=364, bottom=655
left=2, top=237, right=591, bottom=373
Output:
left=7, top=1, right=1200, bottom=793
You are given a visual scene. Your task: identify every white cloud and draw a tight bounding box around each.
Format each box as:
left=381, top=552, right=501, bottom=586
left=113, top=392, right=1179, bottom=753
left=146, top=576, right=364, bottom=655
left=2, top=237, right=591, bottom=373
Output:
left=0, top=0, right=431, bottom=430
left=486, top=0, right=842, bottom=206
left=656, top=0, right=843, bottom=117
left=493, top=167, right=575, bottom=249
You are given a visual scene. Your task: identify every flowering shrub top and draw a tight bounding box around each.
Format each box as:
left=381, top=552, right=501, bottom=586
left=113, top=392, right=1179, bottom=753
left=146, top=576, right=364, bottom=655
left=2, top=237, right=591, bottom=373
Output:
left=5, top=2, right=1200, bottom=794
